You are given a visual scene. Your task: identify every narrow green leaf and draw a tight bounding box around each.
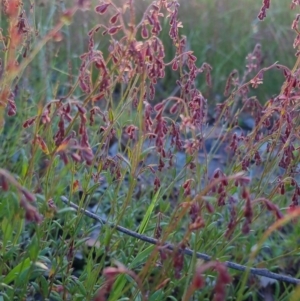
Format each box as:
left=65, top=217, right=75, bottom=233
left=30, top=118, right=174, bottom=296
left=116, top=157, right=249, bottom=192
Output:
left=1, top=218, right=13, bottom=243
left=149, top=290, right=164, bottom=301
left=138, top=188, right=160, bottom=235
left=129, top=245, right=155, bottom=269
left=3, top=258, right=31, bottom=284
left=28, top=235, right=39, bottom=261
left=40, top=276, right=49, bottom=297
left=109, top=274, right=127, bottom=301
left=108, top=108, right=114, bottom=123
left=72, top=277, right=87, bottom=296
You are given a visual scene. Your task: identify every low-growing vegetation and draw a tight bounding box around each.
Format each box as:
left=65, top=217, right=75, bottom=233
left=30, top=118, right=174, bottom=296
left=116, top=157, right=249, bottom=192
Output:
left=1, top=0, right=300, bottom=300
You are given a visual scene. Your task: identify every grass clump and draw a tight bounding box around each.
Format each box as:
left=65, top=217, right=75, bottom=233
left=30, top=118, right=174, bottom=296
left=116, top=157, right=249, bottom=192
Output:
left=1, top=0, right=300, bottom=300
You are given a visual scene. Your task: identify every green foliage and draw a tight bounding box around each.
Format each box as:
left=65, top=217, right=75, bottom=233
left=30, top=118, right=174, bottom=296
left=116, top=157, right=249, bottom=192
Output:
left=1, top=0, right=300, bottom=301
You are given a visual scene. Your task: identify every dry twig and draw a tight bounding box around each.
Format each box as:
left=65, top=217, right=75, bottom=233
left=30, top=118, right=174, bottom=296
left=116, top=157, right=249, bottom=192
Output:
left=61, top=196, right=300, bottom=285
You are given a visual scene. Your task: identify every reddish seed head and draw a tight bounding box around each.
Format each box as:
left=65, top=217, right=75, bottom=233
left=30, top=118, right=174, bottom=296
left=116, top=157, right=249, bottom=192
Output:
left=159, top=248, right=170, bottom=262
left=241, top=188, right=249, bottom=199
left=0, top=175, right=9, bottom=191
left=189, top=202, right=200, bottom=222
left=154, top=102, right=164, bottom=111
left=215, top=263, right=231, bottom=284
left=193, top=272, right=205, bottom=289
left=20, top=197, right=43, bottom=224
left=47, top=198, right=57, bottom=212
left=70, top=152, right=81, bottom=163
left=172, top=60, right=178, bottom=71
left=154, top=224, right=162, bottom=239
left=108, top=26, right=122, bottom=35
left=103, top=267, right=120, bottom=278
left=154, top=177, right=161, bottom=191
left=244, top=197, right=253, bottom=220
left=205, top=69, right=212, bottom=87
left=25, top=206, right=43, bottom=224
left=183, top=179, right=193, bottom=196
left=81, top=148, right=94, bottom=165
left=213, top=169, right=221, bottom=179
left=221, top=178, right=228, bottom=186
left=21, top=188, right=36, bottom=203
left=242, top=220, right=250, bottom=234
left=263, top=199, right=283, bottom=220
left=76, top=104, right=86, bottom=114
left=41, top=111, right=51, bottom=124
left=217, top=196, right=225, bottom=206
left=275, top=209, right=283, bottom=220
left=95, top=3, right=110, bottom=14
left=264, top=199, right=275, bottom=211
left=169, top=103, right=178, bottom=114
left=141, top=24, right=149, bottom=39
left=7, top=105, right=16, bottom=116
left=292, top=193, right=298, bottom=205
left=280, top=183, right=285, bottom=195
left=58, top=151, right=68, bottom=165
left=189, top=216, right=205, bottom=231
left=23, top=117, right=36, bottom=128
left=173, top=247, right=184, bottom=279
left=77, top=0, right=91, bottom=10
left=110, top=12, right=120, bottom=24
left=205, top=201, right=214, bottom=213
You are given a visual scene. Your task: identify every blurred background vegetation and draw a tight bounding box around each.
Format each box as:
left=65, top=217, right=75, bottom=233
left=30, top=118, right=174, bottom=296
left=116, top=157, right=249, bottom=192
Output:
left=1, top=0, right=297, bottom=106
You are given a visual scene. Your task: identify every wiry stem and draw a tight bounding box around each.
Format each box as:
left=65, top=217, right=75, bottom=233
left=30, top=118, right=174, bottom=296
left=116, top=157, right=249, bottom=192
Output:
left=61, top=196, right=300, bottom=286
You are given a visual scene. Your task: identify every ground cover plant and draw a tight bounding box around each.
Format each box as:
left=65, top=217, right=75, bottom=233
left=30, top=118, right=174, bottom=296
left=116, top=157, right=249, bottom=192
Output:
left=1, top=0, right=300, bottom=300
